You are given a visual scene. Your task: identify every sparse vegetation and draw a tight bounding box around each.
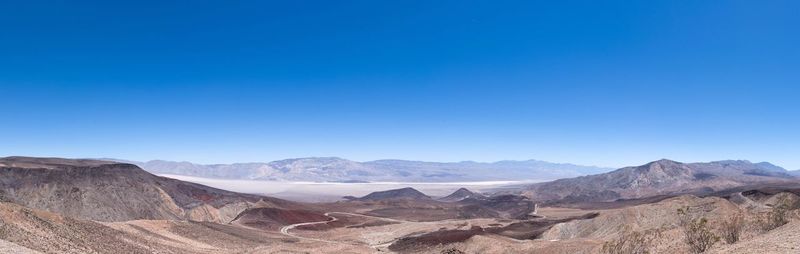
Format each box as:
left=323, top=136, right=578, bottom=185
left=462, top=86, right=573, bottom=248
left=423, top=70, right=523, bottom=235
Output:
left=441, top=248, right=466, bottom=254
left=678, top=207, right=719, bottom=253
left=757, top=196, right=793, bottom=232
left=601, top=226, right=662, bottom=254
left=720, top=213, right=744, bottom=244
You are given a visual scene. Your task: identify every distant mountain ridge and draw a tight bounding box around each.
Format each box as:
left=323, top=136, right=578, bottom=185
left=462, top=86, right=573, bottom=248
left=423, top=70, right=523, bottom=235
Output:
left=522, top=159, right=799, bottom=204
left=113, top=157, right=612, bottom=182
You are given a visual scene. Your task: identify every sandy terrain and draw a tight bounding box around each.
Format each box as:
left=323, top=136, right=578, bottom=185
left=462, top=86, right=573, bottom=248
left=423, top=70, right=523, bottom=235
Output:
left=0, top=239, right=41, bottom=254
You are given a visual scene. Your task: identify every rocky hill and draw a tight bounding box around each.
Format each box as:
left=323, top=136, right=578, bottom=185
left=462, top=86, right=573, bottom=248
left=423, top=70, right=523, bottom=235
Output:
left=523, top=159, right=798, bottom=203
left=440, top=188, right=486, bottom=202
left=342, top=187, right=537, bottom=220
left=357, top=187, right=432, bottom=201
left=0, top=156, right=302, bottom=222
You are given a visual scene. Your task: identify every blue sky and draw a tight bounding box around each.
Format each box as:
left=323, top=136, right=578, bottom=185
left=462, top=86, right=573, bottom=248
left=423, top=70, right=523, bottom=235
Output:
left=1, top=1, right=798, bottom=169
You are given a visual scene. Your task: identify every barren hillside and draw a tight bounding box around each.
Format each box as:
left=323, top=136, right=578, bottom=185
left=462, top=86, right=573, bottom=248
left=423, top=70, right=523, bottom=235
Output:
left=523, top=159, right=797, bottom=203
left=0, top=156, right=304, bottom=222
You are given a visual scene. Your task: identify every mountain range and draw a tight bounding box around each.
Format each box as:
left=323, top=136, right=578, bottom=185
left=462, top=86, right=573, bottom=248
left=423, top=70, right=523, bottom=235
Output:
left=113, top=157, right=612, bottom=182
left=1, top=156, right=799, bottom=253
left=520, top=159, right=798, bottom=204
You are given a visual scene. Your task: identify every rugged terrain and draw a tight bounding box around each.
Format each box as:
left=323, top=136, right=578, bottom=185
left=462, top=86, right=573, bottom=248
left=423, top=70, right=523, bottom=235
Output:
left=0, top=156, right=302, bottom=222
left=1, top=156, right=799, bottom=253
left=521, top=159, right=797, bottom=204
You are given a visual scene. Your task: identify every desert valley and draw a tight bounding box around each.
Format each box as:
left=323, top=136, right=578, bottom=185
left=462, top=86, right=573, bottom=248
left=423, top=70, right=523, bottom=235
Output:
left=0, top=156, right=798, bottom=254
left=4, top=1, right=798, bottom=253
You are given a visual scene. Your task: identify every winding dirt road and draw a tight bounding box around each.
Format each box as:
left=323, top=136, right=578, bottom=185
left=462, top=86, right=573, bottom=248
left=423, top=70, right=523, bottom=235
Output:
left=278, top=212, right=413, bottom=247
left=277, top=211, right=514, bottom=249
left=279, top=212, right=343, bottom=244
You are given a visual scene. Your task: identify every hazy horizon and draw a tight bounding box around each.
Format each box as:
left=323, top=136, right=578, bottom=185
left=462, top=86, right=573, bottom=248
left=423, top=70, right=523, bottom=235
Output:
left=1, top=155, right=796, bottom=171
left=1, top=2, right=798, bottom=253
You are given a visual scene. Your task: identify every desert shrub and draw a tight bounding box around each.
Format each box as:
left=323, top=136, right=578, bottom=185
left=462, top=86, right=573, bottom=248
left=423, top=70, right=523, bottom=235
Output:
left=601, top=227, right=662, bottom=254
left=757, top=196, right=793, bottom=231
left=677, top=207, right=719, bottom=253
left=440, top=248, right=465, bottom=254
left=719, top=213, right=744, bottom=244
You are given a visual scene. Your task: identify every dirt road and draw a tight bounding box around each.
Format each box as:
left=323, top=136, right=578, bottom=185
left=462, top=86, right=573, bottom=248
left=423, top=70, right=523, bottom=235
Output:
left=279, top=211, right=415, bottom=248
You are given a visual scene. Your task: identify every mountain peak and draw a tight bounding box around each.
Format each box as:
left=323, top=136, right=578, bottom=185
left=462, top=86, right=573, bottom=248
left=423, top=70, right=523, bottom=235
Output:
left=635, top=159, right=688, bottom=173
left=647, top=159, right=682, bottom=166
left=440, top=188, right=486, bottom=202
left=448, top=188, right=474, bottom=197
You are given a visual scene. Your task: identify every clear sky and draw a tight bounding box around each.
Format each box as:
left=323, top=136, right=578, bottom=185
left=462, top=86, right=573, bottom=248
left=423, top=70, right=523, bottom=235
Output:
left=1, top=1, right=798, bottom=169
